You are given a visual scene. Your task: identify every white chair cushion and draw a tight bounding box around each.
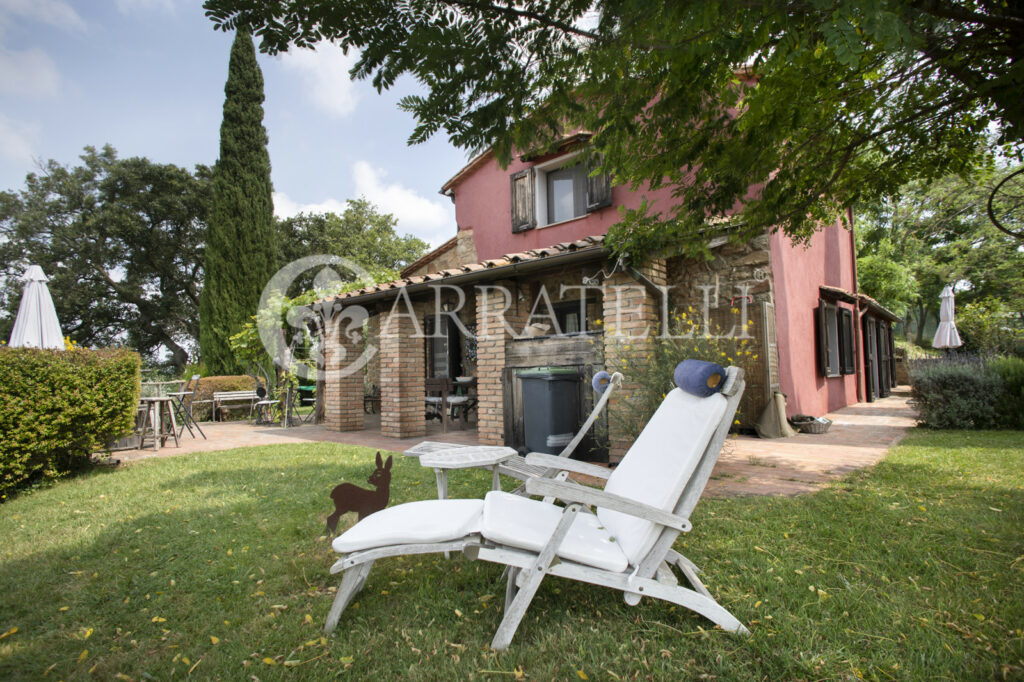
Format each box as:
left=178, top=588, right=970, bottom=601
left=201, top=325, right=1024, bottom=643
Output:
left=332, top=499, right=483, bottom=554
left=598, top=388, right=727, bottom=565
left=481, top=491, right=628, bottom=573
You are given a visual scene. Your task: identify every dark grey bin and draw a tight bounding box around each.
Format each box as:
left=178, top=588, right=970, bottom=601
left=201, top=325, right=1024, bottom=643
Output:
left=517, top=367, right=579, bottom=455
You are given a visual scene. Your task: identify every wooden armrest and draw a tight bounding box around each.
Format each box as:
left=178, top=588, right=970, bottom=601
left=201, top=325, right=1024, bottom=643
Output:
left=523, top=452, right=612, bottom=479
left=523, top=478, right=691, bottom=532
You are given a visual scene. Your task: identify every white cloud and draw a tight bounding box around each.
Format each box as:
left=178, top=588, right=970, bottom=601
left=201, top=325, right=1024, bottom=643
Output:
left=352, top=161, right=453, bottom=244
left=113, top=0, right=175, bottom=14
left=0, top=45, right=59, bottom=96
left=278, top=42, right=360, bottom=118
left=0, top=0, right=83, bottom=98
left=273, top=192, right=349, bottom=220
left=0, top=114, right=36, bottom=163
left=0, top=0, right=86, bottom=32
left=273, top=162, right=455, bottom=246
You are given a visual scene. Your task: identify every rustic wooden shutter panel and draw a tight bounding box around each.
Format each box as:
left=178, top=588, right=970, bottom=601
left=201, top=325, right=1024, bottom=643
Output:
left=586, top=156, right=612, bottom=211
left=839, top=308, right=855, bottom=374
left=816, top=302, right=829, bottom=376
left=510, top=168, right=536, bottom=232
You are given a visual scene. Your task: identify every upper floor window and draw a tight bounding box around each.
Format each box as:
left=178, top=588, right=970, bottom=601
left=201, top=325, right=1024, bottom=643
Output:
left=547, top=164, right=587, bottom=224
left=510, top=150, right=612, bottom=232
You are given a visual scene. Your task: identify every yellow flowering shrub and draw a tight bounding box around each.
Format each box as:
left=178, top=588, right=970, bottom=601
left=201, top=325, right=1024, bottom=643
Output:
left=610, top=309, right=756, bottom=441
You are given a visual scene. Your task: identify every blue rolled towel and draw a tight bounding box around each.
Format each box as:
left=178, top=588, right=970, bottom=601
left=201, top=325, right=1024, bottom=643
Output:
left=592, top=371, right=612, bottom=395
left=674, top=359, right=726, bottom=397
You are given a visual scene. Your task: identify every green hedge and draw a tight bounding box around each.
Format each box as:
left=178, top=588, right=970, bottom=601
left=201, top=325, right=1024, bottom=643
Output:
left=909, top=356, right=1023, bottom=430
left=989, top=356, right=1024, bottom=429
left=0, top=347, right=141, bottom=497
left=190, top=375, right=261, bottom=421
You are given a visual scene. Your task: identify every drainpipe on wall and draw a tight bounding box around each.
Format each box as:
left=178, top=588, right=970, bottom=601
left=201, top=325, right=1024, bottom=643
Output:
left=848, top=206, right=864, bottom=403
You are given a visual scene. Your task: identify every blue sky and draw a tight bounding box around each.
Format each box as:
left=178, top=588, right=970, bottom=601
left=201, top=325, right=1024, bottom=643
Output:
left=0, top=0, right=469, bottom=246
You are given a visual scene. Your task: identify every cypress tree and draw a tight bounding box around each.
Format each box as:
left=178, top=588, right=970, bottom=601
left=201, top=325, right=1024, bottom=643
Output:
left=200, top=29, right=276, bottom=375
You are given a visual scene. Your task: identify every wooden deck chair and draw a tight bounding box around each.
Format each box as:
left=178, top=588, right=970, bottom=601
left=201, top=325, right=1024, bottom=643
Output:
left=324, top=365, right=747, bottom=650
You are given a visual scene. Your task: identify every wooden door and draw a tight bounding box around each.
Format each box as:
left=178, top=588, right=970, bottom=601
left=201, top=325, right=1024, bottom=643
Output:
left=863, top=317, right=878, bottom=402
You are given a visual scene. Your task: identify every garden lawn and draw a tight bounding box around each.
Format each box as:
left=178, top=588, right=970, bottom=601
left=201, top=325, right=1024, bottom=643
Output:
left=0, top=430, right=1022, bottom=680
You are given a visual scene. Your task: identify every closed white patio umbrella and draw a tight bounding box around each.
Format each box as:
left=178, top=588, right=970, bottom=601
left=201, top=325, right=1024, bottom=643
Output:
left=932, top=284, right=962, bottom=350
left=8, top=265, right=64, bottom=350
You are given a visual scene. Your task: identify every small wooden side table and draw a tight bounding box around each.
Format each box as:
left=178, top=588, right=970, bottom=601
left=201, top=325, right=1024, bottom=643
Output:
left=412, top=444, right=517, bottom=499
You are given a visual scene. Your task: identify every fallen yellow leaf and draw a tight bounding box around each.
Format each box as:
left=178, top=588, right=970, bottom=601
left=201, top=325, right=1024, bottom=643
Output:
left=151, top=616, right=166, bottom=623
left=263, top=657, right=277, bottom=665
left=78, top=649, right=88, bottom=662
left=0, top=627, right=17, bottom=640
left=210, top=636, right=220, bottom=645
left=577, top=671, right=589, bottom=680
left=83, top=628, right=93, bottom=639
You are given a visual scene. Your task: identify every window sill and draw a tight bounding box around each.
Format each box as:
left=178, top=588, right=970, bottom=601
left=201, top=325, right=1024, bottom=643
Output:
left=537, top=214, right=590, bottom=230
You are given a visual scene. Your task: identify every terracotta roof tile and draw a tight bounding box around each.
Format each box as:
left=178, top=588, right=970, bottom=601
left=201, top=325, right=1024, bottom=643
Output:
left=317, top=234, right=606, bottom=305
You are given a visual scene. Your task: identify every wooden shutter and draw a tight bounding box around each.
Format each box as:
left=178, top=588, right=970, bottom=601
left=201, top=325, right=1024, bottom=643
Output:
left=816, top=302, right=829, bottom=376
left=839, top=308, right=855, bottom=374
left=586, top=156, right=612, bottom=211
left=510, top=168, right=536, bottom=232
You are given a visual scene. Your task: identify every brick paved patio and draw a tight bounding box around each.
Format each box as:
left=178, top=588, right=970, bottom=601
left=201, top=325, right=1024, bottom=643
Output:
left=115, top=389, right=917, bottom=498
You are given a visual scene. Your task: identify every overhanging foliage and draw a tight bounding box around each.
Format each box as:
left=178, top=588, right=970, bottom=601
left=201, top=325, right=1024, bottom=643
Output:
left=203, top=0, right=1023, bottom=257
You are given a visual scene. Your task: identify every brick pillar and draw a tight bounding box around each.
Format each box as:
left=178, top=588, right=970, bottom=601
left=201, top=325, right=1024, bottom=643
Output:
left=365, top=313, right=381, bottom=391
left=602, top=259, right=667, bottom=461
left=474, top=281, right=526, bottom=446
left=379, top=296, right=426, bottom=439
left=323, top=308, right=365, bottom=432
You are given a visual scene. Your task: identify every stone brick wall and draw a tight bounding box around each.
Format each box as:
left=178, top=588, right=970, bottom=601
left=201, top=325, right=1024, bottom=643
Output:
left=474, top=280, right=528, bottom=445
left=378, top=296, right=426, bottom=439
left=602, top=258, right=667, bottom=460
left=364, top=313, right=380, bottom=391
left=665, top=234, right=776, bottom=426
left=323, top=311, right=365, bottom=432
left=456, top=228, right=478, bottom=265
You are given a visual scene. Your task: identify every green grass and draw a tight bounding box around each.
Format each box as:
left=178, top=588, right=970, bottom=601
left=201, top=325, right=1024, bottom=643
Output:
left=1, top=431, right=1022, bottom=680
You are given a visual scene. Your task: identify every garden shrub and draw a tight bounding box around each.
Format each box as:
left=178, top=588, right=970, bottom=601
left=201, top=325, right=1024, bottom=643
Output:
left=909, top=359, right=1004, bottom=429
left=0, top=347, right=140, bottom=497
left=956, top=299, right=1024, bottom=357
left=190, top=375, right=262, bottom=421
left=988, top=356, right=1024, bottom=429
left=611, top=308, right=757, bottom=441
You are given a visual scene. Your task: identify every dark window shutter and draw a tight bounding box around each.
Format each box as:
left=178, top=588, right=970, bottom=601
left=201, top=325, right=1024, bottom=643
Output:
left=887, top=321, right=896, bottom=385
left=510, top=168, right=536, bottom=232
left=839, top=308, right=855, bottom=374
left=586, top=156, right=612, bottom=212
left=816, top=302, right=828, bottom=376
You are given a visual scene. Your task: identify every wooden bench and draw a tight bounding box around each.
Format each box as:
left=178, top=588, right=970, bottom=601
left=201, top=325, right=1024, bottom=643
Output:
left=212, top=390, right=258, bottom=421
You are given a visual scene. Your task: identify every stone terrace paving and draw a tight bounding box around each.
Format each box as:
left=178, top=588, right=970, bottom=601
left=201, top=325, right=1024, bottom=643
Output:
left=114, top=389, right=917, bottom=498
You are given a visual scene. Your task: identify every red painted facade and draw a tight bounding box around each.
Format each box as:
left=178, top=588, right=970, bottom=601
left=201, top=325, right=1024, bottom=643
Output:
left=769, top=223, right=861, bottom=416
left=448, top=151, right=681, bottom=261
left=442, top=146, right=870, bottom=419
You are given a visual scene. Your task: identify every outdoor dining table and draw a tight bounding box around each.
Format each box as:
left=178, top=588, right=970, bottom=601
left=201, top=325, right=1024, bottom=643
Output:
left=138, top=396, right=179, bottom=451
left=141, top=380, right=186, bottom=397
